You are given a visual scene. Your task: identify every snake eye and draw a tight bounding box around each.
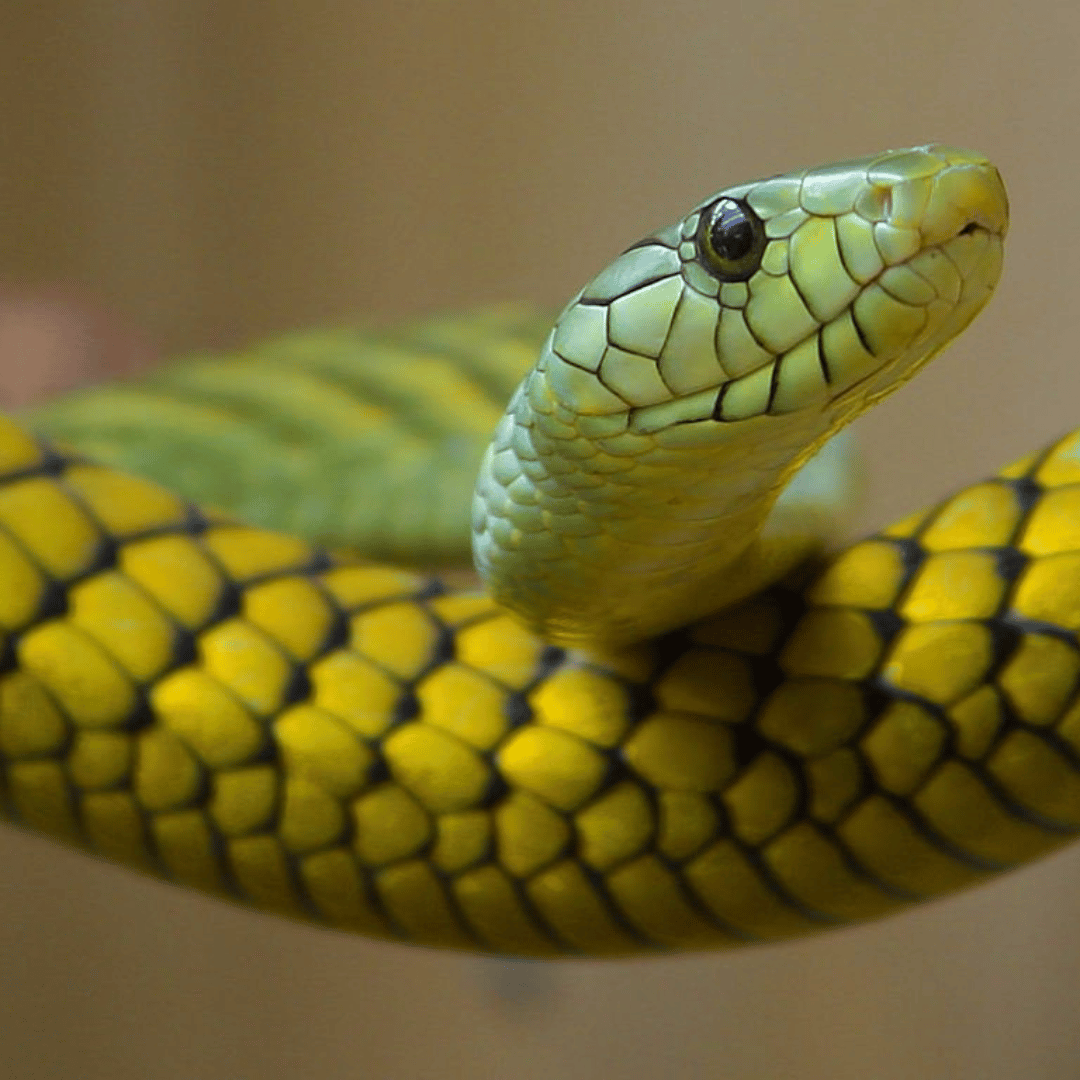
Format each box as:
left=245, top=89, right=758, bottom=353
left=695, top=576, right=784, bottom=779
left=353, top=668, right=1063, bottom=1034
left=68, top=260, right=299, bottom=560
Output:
left=697, top=197, right=766, bottom=282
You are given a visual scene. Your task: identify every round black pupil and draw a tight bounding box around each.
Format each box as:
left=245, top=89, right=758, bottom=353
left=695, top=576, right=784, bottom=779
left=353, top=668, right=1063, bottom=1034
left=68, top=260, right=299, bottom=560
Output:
left=710, top=202, right=754, bottom=261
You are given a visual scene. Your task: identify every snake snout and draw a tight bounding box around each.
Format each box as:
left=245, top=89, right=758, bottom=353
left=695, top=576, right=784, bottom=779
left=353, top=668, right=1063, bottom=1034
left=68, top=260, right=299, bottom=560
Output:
left=912, top=151, right=1009, bottom=248
left=862, top=146, right=1008, bottom=261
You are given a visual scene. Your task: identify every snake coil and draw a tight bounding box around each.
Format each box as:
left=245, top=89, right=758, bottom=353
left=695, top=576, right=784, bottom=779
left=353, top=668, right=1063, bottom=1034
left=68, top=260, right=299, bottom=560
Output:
left=6, top=146, right=1077, bottom=959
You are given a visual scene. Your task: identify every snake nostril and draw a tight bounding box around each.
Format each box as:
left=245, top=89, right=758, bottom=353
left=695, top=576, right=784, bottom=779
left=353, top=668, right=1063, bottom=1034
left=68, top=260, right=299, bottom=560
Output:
left=959, top=221, right=981, bottom=236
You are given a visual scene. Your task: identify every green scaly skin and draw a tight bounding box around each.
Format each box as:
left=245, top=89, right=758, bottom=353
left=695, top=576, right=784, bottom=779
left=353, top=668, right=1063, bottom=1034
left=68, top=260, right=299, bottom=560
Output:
left=29, top=306, right=548, bottom=564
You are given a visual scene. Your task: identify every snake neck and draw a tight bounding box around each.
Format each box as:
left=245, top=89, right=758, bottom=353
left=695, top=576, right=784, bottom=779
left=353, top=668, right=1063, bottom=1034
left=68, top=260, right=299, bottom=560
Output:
left=472, top=353, right=847, bottom=647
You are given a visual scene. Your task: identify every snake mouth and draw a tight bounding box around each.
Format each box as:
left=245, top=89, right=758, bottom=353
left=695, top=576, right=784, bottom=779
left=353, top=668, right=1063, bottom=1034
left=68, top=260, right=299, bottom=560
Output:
left=546, top=146, right=1008, bottom=441
left=627, top=208, right=1006, bottom=439
left=705, top=158, right=1009, bottom=425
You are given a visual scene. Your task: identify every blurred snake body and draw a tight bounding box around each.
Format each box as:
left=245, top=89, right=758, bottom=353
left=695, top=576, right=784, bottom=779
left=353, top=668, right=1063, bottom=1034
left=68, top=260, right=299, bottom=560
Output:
left=8, top=144, right=1078, bottom=958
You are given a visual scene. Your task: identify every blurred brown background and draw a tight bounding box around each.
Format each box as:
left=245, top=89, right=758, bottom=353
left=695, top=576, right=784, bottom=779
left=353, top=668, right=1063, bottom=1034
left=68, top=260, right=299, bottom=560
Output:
left=1, top=2, right=1079, bottom=1078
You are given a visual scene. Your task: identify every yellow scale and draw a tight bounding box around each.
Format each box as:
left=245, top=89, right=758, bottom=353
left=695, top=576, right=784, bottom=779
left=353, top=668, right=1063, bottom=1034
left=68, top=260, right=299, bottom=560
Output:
left=2, top=147, right=1079, bottom=957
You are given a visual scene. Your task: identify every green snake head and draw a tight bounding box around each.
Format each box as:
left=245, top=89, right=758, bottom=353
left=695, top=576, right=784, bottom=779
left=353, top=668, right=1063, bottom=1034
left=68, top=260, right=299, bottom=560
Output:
left=473, top=145, right=1008, bottom=646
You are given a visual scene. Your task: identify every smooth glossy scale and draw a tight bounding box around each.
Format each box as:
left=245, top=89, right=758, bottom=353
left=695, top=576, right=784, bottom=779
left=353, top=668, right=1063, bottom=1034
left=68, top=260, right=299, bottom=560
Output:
left=0, top=413, right=1078, bottom=955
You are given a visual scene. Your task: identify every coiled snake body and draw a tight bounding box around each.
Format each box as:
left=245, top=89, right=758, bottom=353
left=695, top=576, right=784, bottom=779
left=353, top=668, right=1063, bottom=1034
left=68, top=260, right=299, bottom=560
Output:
left=6, top=145, right=1075, bottom=957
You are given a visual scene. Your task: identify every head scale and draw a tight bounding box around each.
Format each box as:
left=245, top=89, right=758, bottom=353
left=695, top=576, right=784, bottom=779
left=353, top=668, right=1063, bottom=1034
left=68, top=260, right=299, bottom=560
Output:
left=545, top=143, right=1007, bottom=436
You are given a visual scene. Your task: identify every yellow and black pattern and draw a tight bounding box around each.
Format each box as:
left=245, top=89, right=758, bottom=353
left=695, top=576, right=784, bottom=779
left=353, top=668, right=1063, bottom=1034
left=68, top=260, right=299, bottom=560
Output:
left=1, top=411, right=1080, bottom=956
left=29, top=307, right=547, bottom=563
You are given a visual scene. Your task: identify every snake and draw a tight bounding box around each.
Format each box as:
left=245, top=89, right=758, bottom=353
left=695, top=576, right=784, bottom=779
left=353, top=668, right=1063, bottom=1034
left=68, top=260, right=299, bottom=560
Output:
left=7, top=142, right=1076, bottom=959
